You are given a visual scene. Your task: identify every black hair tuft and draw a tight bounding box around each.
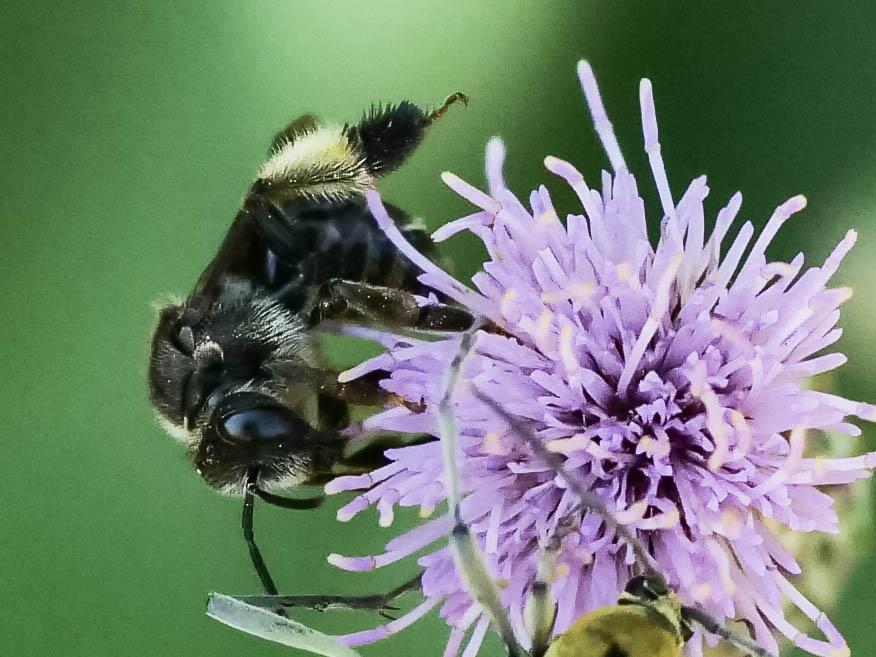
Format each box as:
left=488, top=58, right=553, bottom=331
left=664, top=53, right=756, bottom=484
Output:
left=348, top=101, right=428, bottom=176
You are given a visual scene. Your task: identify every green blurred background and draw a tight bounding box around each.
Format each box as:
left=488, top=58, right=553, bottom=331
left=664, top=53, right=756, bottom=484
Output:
left=3, top=2, right=876, bottom=655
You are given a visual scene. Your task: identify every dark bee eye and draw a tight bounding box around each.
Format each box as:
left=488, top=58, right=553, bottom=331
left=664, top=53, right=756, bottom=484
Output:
left=213, top=392, right=310, bottom=446
left=624, top=575, right=664, bottom=601
left=221, top=408, right=297, bottom=443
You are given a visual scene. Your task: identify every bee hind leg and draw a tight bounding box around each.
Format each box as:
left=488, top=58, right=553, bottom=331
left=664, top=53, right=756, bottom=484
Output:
left=251, top=487, right=324, bottom=510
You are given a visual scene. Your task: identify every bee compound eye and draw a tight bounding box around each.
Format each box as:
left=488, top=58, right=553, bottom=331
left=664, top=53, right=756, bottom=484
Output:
left=624, top=575, right=658, bottom=600
left=215, top=400, right=310, bottom=447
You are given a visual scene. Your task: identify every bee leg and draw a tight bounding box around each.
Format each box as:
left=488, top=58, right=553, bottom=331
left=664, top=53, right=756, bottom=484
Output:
left=233, top=573, right=422, bottom=616
left=317, top=393, right=350, bottom=432
left=351, top=92, right=465, bottom=178
left=333, top=431, right=433, bottom=475
left=329, top=369, right=415, bottom=409
left=313, top=278, right=475, bottom=332
left=439, top=324, right=527, bottom=657
left=251, top=487, right=324, bottom=510
left=241, top=474, right=284, bottom=615
left=681, top=606, right=775, bottom=657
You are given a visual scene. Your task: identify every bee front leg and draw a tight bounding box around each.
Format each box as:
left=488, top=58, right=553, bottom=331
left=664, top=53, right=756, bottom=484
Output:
left=329, top=369, right=422, bottom=412
left=241, top=470, right=325, bottom=615
left=241, top=473, right=282, bottom=608
left=313, top=278, right=474, bottom=332
left=317, top=392, right=350, bottom=432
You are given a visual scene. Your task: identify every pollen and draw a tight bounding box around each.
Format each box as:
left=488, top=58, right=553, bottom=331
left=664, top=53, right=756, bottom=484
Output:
left=483, top=431, right=503, bottom=455
left=571, top=282, right=595, bottom=300
left=615, top=501, right=647, bottom=524
left=546, top=434, right=591, bottom=454
left=640, top=507, right=680, bottom=530
left=836, top=286, right=854, bottom=304
left=534, top=309, right=553, bottom=351
left=761, top=261, right=796, bottom=279
left=536, top=209, right=559, bottom=225
left=500, top=288, right=518, bottom=317
left=553, top=563, right=570, bottom=580
left=719, top=509, right=744, bottom=539
left=691, top=583, right=711, bottom=603
left=558, top=324, right=578, bottom=374
left=541, top=281, right=595, bottom=304
left=637, top=435, right=670, bottom=460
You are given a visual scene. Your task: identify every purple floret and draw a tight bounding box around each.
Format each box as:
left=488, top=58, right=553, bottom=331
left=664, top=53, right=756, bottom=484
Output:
left=325, top=61, right=875, bottom=657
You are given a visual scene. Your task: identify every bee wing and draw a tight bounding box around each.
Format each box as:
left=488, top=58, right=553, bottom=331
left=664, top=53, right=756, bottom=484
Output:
left=187, top=209, right=264, bottom=310
left=187, top=195, right=440, bottom=317
left=207, top=593, right=363, bottom=657
left=269, top=113, right=320, bottom=154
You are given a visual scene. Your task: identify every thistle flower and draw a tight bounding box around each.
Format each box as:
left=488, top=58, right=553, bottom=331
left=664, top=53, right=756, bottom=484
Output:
left=325, top=62, right=876, bottom=657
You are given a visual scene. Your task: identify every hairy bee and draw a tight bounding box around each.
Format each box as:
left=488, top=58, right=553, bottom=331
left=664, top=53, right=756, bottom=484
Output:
left=541, top=574, right=690, bottom=657
left=148, top=93, right=473, bottom=596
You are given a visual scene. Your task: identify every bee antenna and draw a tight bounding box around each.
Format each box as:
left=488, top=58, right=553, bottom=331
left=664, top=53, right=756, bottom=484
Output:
left=681, top=605, right=777, bottom=657
left=469, top=383, right=664, bottom=586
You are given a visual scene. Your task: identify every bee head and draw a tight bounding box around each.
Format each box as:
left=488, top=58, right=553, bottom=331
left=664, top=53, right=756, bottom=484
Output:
left=619, top=574, right=692, bottom=642
left=148, top=284, right=313, bottom=440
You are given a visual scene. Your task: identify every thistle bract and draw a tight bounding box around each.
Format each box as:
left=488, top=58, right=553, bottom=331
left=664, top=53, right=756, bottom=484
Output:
left=326, top=62, right=875, bottom=657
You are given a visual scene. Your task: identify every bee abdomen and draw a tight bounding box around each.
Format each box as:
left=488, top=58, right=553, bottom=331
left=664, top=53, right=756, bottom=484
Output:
left=251, top=196, right=439, bottom=310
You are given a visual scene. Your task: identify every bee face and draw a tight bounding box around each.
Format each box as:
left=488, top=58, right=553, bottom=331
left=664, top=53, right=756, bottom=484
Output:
left=150, top=285, right=312, bottom=422
left=149, top=282, right=323, bottom=495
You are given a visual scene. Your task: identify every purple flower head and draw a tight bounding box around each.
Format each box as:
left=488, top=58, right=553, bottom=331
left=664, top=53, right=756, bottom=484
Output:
left=325, top=62, right=876, bottom=657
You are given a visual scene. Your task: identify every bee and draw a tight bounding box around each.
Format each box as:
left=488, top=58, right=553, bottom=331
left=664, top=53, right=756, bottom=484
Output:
left=148, top=93, right=473, bottom=597
left=206, top=325, right=775, bottom=657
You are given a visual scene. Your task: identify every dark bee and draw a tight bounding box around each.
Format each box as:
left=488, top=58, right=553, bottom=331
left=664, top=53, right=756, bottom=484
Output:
left=148, top=94, right=473, bottom=596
